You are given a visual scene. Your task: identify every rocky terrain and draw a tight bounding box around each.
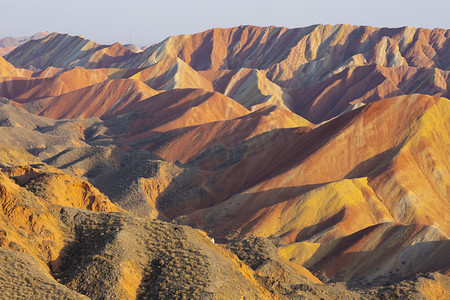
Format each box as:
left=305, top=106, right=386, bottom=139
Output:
left=0, top=32, right=49, bottom=56
left=0, top=24, right=449, bottom=299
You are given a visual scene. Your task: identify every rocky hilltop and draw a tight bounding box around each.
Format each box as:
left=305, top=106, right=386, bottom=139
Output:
left=0, top=32, right=49, bottom=56
left=0, top=25, right=449, bottom=299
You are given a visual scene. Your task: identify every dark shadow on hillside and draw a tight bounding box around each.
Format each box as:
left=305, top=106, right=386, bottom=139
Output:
left=0, top=78, right=48, bottom=101
left=153, top=109, right=363, bottom=221
left=293, top=209, right=347, bottom=242
left=304, top=224, right=450, bottom=286
left=163, top=183, right=333, bottom=239
left=345, top=137, right=407, bottom=179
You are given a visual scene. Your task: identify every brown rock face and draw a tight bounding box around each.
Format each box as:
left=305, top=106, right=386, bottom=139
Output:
left=0, top=67, right=109, bottom=101
left=32, top=78, right=158, bottom=119
left=1, top=24, right=449, bottom=298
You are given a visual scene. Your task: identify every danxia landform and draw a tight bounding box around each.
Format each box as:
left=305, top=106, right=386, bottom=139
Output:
left=0, top=24, right=449, bottom=299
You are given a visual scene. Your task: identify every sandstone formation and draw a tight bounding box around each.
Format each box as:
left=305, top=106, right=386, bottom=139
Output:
left=0, top=24, right=449, bottom=299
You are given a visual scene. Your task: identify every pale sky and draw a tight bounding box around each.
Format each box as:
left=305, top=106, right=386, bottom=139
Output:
left=1, top=0, right=449, bottom=46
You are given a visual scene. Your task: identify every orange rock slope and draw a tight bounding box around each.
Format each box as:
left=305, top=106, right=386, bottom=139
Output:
left=0, top=57, right=32, bottom=78
left=181, top=95, right=448, bottom=223
left=173, top=94, right=450, bottom=281
left=0, top=145, right=121, bottom=271
left=0, top=145, right=286, bottom=299
left=0, top=24, right=449, bottom=295
left=33, top=78, right=158, bottom=119
left=0, top=67, right=108, bottom=101
left=5, top=24, right=450, bottom=123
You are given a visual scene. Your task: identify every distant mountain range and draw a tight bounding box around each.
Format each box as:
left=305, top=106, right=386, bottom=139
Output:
left=0, top=32, right=50, bottom=56
left=0, top=25, right=449, bottom=299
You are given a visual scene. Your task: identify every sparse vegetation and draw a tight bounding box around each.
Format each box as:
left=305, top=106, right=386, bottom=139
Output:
left=0, top=22, right=450, bottom=299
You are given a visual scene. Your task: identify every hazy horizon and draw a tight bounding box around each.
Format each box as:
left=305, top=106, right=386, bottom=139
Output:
left=2, top=0, right=449, bottom=46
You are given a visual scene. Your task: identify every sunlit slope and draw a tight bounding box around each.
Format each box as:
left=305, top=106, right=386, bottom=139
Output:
left=292, top=64, right=450, bottom=123
left=174, top=95, right=449, bottom=241
left=201, top=68, right=293, bottom=110
left=6, top=25, right=450, bottom=123
left=0, top=24, right=449, bottom=294
left=0, top=56, right=32, bottom=77
left=158, top=94, right=449, bottom=284
left=110, top=88, right=249, bottom=138
left=9, top=25, right=450, bottom=89
left=278, top=223, right=449, bottom=282
left=32, top=78, right=158, bottom=119
left=130, top=57, right=213, bottom=91
left=0, top=67, right=109, bottom=101
left=108, top=25, right=450, bottom=87
left=109, top=87, right=313, bottom=162
left=0, top=143, right=310, bottom=299
left=368, top=95, right=450, bottom=233
left=0, top=145, right=121, bottom=272
left=132, top=105, right=313, bottom=163
left=5, top=33, right=135, bottom=69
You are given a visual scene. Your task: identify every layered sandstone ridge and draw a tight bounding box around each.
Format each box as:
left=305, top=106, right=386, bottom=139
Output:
left=0, top=24, right=449, bottom=298
left=0, top=142, right=339, bottom=299
left=5, top=24, right=450, bottom=123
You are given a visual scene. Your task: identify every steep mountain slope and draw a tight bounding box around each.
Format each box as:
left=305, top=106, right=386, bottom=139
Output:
left=13, top=25, right=449, bottom=84
left=0, top=145, right=121, bottom=270
left=0, top=56, right=32, bottom=77
left=280, top=223, right=449, bottom=282
left=292, top=64, right=450, bottom=123
left=1, top=24, right=450, bottom=298
left=0, top=144, right=271, bottom=299
left=163, top=95, right=450, bottom=284
left=107, top=87, right=313, bottom=163
left=5, top=33, right=135, bottom=70
left=129, top=57, right=213, bottom=91
left=0, top=141, right=356, bottom=299
left=109, top=88, right=250, bottom=136
left=0, top=32, right=49, bottom=56
left=123, top=104, right=313, bottom=163
left=6, top=25, right=450, bottom=123
left=0, top=66, right=109, bottom=101
left=174, top=95, right=449, bottom=236
left=30, top=78, right=158, bottom=119
left=201, top=68, right=293, bottom=110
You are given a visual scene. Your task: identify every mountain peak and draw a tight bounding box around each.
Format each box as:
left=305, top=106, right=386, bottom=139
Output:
left=0, top=24, right=449, bottom=299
